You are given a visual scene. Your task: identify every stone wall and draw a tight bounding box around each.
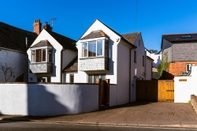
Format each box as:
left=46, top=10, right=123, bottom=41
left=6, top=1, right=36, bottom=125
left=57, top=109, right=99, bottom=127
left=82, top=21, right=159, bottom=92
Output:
left=191, top=95, right=197, bottom=114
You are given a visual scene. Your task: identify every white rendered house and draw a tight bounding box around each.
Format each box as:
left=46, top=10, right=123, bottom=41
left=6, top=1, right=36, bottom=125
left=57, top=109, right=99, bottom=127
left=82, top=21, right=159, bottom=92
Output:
left=27, top=20, right=77, bottom=82
left=64, top=19, right=152, bottom=104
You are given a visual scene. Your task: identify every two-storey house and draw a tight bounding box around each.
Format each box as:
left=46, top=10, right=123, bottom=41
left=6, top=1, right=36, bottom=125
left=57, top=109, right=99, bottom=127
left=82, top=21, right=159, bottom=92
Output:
left=27, top=20, right=77, bottom=82
left=161, top=33, right=197, bottom=76
left=64, top=19, right=152, bottom=104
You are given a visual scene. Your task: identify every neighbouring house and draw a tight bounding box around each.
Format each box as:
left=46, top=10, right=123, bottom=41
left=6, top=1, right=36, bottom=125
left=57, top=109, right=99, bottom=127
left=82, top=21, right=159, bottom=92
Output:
left=0, top=21, right=37, bottom=82
left=27, top=20, right=77, bottom=82
left=161, top=33, right=197, bottom=76
left=146, top=50, right=161, bottom=79
left=64, top=19, right=152, bottom=104
left=146, top=50, right=161, bottom=68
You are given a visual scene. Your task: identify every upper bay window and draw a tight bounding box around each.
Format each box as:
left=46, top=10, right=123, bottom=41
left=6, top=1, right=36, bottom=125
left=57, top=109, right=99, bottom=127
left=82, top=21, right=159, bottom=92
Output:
left=82, top=39, right=108, bottom=58
left=31, top=48, right=52, bottom=63
left=30, top=40, right=53, bottom=63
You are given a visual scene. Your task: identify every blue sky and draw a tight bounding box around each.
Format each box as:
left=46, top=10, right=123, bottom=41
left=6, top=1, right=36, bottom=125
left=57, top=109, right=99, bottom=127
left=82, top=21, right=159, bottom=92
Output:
left=1, top=0, right=197, bottom=51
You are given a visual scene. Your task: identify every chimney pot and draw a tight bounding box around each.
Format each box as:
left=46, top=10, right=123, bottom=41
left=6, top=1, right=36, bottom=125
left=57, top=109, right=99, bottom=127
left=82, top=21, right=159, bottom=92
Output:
left=43, top=22, right=52, bottom=32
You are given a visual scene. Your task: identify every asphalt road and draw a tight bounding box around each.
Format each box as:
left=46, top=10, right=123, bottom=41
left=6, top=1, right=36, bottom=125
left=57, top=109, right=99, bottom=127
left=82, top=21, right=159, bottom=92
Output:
left=1, top=122, right=197, bottom=131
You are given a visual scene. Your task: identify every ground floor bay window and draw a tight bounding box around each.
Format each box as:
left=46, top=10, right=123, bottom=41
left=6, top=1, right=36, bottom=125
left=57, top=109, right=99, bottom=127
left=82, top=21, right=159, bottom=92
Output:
left=88, top=74, right=105, bottom=83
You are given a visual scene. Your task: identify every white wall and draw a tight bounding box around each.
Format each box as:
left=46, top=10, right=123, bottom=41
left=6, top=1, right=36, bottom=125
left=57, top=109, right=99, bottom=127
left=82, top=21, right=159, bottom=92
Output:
left=174, top=76, right=192, bottom=103
left=116, top=42, right=130, bottom=104
left=0, top=83, right=98, bottom=116
left=174, top=66, right=197, bottom=103
left=146, top=57, right=153, bottom=80
left=62, top=50, right=77, bottom=71
left=0, top=48, right=27, bottom=82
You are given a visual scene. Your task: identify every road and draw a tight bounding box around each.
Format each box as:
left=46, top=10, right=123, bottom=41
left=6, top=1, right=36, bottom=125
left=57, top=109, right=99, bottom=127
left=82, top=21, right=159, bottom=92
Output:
left=0, top=122, right=197, bottom=131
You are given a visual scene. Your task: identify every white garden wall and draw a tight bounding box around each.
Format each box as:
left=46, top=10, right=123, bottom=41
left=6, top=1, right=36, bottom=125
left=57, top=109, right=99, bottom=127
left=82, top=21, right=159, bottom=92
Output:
left=174, top=66, right=197, bottom=103
left=0, top=83, right=98, bottom=116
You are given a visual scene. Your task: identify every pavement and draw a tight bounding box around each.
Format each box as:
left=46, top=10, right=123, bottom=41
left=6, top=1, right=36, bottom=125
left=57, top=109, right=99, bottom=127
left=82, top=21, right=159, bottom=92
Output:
left=1, top=102, right=197, bottom=128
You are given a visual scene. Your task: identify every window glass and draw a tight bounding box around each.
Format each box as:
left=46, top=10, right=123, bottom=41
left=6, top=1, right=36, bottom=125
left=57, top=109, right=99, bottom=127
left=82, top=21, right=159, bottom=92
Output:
left=88, top=74, right=105, bottom=83
left=42, top=49, right=46, bottom=61
left=82, top=42, right=87, bottom=57
left=36, top=49, right=41, bottom=62
left=97, top=40, right=103, bottom=56
left=88, top=41, right=96, bottom=57
left=31, top=50, right=36, bottom=62
left=134, top=51, right=136, bottom=63
left=49, top=49, right=52, bottom=62
left=105, top=41, right=108, bottom=57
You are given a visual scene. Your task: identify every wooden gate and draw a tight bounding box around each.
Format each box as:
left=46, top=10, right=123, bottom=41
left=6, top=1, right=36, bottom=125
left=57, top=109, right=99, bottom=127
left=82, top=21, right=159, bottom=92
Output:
left=97, top=79, right=110, bottom=109
left=136, top=80, right=174, bottom=102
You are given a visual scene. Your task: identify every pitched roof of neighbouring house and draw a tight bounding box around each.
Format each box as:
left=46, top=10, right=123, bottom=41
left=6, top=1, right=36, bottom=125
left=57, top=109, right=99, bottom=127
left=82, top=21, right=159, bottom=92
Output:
left=48, top=31, right=77, bottom=51
left=162, top=33, right=197, bottom=43
left=0, top=21, right=37, bottom=52
left=121, top=32, right=140, bottom=45
left=81, top=30, right=109, bottom=40
left=63, top=56, right=78, bottom=72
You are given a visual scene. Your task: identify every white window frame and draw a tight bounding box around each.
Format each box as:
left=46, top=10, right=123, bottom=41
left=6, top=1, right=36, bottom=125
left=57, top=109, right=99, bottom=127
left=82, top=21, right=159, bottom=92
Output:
left=81, top=38, right=108, bottom=58
left=186, top=63, right=195, bottom=73
left=31, top=46, right=52, bottom=63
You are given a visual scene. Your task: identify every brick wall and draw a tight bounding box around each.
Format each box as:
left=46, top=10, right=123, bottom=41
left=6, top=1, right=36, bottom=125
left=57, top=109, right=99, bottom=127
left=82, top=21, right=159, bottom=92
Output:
left=169, top=62, right=197, bottom=76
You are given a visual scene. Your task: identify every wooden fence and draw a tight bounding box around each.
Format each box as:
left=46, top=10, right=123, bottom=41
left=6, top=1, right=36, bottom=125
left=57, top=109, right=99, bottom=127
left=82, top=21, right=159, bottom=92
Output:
left=136, top=80, right=174, bottom=102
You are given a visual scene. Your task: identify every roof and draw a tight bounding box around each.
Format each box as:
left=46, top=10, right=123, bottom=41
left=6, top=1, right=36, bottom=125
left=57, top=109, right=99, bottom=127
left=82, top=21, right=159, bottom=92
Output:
left=47, top=31, right=77, bottom=51
left=121, top=32, right=140, bottom=45
left=80, top=19, right=136, bottom=48
left=162, top=33, right=197, bottom=43
left=81, top=30, right=109, bottom=40
left=31, top=40, right=52, bottom=48
left=0, top=21, right=37, bottom=52
left=63, top=56, right=78, bottom=72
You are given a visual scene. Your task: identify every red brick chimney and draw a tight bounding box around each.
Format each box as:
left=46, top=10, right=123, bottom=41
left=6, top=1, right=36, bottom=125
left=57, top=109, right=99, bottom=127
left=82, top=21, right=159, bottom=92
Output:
left=33, top=19, right=42, bottom=35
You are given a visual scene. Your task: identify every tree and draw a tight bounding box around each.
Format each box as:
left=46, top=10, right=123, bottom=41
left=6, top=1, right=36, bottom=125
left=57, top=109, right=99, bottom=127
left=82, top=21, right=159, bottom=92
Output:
left=157, top=52, right=169, bottom=77
left=0, top=62, right=15, bottom=82
left=149, top=49, right=158, bottom=54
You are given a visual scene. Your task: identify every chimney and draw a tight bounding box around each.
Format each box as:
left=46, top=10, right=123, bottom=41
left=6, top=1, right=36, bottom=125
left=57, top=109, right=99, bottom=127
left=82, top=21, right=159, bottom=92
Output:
left=43, top=22, right=52, bottom=32
left=33, top=19, right=42, bottom=35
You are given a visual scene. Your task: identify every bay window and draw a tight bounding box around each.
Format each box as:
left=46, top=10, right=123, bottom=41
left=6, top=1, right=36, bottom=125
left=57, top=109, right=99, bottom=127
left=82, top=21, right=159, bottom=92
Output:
left=82, top=39, right=108, bottom=58
left=31, top=48, right=52, bottom=63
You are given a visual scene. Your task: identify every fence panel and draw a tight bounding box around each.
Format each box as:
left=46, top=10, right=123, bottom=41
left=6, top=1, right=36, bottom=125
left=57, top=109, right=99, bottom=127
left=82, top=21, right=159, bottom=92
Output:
left=136, top=80, right=174, bottom=102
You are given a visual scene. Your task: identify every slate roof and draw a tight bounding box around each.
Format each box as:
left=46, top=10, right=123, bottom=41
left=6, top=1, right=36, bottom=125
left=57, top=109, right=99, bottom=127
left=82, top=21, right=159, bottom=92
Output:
left=48, top=31, right=77, bottom=51
left=31, top=40, right=52, bottom=48
left=63, top=56, right=78, bottom=72
left=81, top=30, right=109, bottom=40
left=162, top=33, right=197, bottom=43
left=0, top=21, right=37, bottom=52
left=122, top=32, right=140, bottom=45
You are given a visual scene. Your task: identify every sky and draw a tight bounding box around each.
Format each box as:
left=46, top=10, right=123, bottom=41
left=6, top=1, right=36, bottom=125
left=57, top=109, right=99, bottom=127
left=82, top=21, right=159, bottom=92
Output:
left=0, top=0, right=197, bottom=51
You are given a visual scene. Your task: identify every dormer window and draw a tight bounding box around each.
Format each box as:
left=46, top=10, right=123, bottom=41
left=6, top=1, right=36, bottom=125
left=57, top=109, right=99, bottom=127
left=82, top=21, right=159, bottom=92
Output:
left=181, top=35, right=192, bottom=39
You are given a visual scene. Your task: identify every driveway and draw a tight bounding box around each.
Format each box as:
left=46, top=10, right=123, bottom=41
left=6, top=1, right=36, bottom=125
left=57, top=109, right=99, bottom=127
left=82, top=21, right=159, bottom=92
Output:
left=1, top=102, right=197, bottom=128
left=39, top=102, right=197, bottom=127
